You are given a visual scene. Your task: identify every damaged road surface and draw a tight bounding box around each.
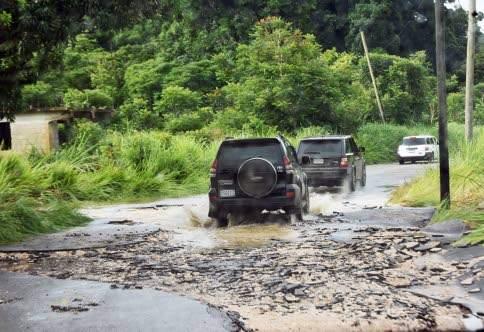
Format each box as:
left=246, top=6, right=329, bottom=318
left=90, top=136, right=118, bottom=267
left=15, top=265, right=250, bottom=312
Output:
left=0, top=271, right=238, bottom=332
left=1, top=164, right=483, bottom=331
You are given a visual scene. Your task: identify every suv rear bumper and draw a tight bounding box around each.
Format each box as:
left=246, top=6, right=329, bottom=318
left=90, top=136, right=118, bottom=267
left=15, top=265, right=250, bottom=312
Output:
left=302, top=167, right=349, bottom=186
left=398, top=152, right=433, bottom=161
left=208, top=185, right=301, bottom=217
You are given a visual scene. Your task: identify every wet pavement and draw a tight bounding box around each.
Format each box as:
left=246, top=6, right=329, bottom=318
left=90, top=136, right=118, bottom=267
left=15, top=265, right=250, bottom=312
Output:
left=0, top=271, right=239, bottom=332
left=1, top=163, right=483, bottom=331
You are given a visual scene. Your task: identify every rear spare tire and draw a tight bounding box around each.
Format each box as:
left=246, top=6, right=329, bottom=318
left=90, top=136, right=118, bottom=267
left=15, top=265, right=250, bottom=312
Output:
left=238, top=158, right=277, bottom=198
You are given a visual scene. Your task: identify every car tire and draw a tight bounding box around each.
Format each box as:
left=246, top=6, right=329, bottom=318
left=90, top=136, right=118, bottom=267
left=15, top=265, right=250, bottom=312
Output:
left=292, top=197, right=305, bottom=221
left=215, top=215, right=228, bottom=227
left=399, top=159, right=404, bottom=165
left=295, top=211, right=303, bottom=222
left=411, top=160, right=416, bottom=164
left=303, top=188, right=310, bottom=214
left=345, top=169, right=356, bottom=192
left=360, top=166, right=366, bottom=187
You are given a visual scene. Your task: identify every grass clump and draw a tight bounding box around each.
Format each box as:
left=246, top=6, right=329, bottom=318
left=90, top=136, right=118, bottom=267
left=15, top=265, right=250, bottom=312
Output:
left=0, top=128, right=217, bottom=244
left=391, top=128, right=484, bottom=244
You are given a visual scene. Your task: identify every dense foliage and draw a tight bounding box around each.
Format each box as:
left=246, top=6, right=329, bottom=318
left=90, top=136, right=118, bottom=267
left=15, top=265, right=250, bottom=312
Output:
left=3, top=0, right=481, bottom=129
left=17, top=15, right=482, bottom=133
left=0, top=0, right=161, bottom=119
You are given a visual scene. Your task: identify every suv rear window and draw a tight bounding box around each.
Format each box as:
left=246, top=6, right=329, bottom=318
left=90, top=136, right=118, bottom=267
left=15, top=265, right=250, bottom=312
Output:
left=298, top=139, right=343, bottom=158
left=217, top=140, right=284, bottom=168
left=402, top=137, right=426, bottom=145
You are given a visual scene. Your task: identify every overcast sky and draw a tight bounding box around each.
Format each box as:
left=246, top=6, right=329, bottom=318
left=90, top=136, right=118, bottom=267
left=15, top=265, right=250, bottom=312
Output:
left=447, top=0, right=484, bottom=31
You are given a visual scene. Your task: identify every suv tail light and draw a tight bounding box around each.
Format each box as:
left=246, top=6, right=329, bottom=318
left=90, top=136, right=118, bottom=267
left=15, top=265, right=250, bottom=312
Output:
left=286, top=189, right=296, bottom=199
left=210, top=160, right=218, bottom=176
left=283, top=156, right=293, bottom=170
left=340, top=157, right=349, bottom=168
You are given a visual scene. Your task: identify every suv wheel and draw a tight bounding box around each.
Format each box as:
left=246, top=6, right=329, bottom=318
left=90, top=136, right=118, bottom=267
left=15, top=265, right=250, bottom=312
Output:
left=303, top=188, right=310, bottom=213
left=360, top=166, right=366, bottom=187
left=345, top=169, right=356, bottom=192
left=399, top=159, right=404, bottom=165
left=215, top=214, right=228, bottom=227
left=295, top=209, right=303, bottom=222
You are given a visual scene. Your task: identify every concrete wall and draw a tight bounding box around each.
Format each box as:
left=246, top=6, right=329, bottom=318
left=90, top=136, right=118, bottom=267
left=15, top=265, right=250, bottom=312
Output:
left=9, top=113, right=70, bottom=154
left=11, top=121, right=52, bottom=153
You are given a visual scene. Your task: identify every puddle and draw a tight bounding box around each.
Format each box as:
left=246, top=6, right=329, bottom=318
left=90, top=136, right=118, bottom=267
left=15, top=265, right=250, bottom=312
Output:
left=186, top=204, right=297, bottom=248
left=216, top=224, right=297, bottom=248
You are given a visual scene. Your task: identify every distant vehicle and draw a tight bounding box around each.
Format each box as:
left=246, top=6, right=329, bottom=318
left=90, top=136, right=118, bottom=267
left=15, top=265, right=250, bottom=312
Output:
left=397, top=135, right=439, bottom=164
left=208, top=136, right=309, bottom=226
left=297, top=135, right=366, bottom=191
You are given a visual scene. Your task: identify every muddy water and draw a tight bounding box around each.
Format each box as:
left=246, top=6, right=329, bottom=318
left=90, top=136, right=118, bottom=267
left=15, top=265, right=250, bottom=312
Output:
left=82, top=199, right=299, bottom=250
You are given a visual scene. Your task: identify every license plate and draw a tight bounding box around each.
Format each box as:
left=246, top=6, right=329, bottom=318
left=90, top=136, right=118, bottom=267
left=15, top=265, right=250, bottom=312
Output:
left=219, top=189, right=235, bottom=198
left=313, top=158, right=325, bottom=164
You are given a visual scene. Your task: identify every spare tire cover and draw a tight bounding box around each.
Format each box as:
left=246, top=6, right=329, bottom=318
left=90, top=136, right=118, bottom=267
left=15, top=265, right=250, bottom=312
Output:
left=238, top=158, right=277, bottom=198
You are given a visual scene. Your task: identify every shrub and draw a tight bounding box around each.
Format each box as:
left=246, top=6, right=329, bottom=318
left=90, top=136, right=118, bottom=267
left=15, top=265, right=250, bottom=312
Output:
left=117, top=97, right=162, bottom=129
left=154, top=86, right=201, bottom=116
left=22, top=81, right=60, bottom=108
left=84, top=89, right=113, bottom=108
left=164, top=107, right=213, bottom=133
left=64, top=88, right=113, bottom=109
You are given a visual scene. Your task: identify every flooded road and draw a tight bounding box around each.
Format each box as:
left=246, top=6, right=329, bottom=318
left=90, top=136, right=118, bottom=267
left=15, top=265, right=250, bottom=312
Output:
left=1, top=163, right=483, bottom=331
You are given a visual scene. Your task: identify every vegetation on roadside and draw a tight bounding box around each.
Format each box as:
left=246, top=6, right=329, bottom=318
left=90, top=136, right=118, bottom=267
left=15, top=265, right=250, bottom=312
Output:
left=2, top=120, right=481, bottom=244
left=391, top=129, right=484, bottom=244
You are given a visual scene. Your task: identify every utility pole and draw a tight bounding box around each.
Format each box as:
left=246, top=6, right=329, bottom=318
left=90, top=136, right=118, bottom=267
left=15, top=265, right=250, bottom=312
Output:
left=464, top=0, right=476, bottom=142
left=360, top=30, right=385, bottom=123
left=435, top=0, right=450, bottom=207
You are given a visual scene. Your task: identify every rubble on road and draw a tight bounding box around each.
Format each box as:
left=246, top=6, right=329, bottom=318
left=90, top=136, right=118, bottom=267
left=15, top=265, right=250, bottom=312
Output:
left=0, top=213, right=479, bottom=331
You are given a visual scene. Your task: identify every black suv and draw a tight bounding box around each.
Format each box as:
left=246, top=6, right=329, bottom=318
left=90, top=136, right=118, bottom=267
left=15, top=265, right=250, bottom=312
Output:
left=297, top=135, right=366, bottom=191
left=208, top=136, right=309, bottom=226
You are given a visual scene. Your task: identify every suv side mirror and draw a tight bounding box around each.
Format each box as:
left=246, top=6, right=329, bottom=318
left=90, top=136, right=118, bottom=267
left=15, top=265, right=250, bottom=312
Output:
left=301, top=156, right=310, bottom=165
left=360, top=146, right=366, bottom=153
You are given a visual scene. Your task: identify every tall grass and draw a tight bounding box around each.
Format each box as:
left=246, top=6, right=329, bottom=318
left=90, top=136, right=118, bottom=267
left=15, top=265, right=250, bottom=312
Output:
left=0, top=129, right=217, bottom=243
left=391, top=127, right=484, bottom=244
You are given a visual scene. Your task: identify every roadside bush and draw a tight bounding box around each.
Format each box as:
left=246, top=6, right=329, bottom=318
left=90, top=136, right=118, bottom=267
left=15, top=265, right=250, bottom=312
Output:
left=117, top=97, right=162, bottom=129
left=21, top=81, right=60, bottom=108
left=164, top=107, right=213, bottom=133
left=154, top=86, right=201, bottom=116
left=64, top=88, right=113, bottom=109
left=0, top=154, right=89, bottom=243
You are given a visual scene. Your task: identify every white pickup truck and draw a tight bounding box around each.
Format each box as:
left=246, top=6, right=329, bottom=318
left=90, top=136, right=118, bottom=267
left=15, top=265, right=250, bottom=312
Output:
left=397, top=135, right=439, bottom=164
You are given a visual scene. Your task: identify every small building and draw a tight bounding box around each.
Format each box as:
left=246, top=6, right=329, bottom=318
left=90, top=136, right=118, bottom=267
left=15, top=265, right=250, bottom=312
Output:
left=0, top=108, right=112, bottom=154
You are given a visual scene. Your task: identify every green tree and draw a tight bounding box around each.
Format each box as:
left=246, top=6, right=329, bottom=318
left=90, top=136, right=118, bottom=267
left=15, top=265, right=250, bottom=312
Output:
left=222, top=17, right=343, bottom=131
left=154, top=86, right=201, bottom=117
left=21, top=81, right=60, bottom=108
left=360, top=51, right=434, bottom=124
left=0, top=0, right=160, bottom=119
left=124, top=58, right=172, bottom=107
